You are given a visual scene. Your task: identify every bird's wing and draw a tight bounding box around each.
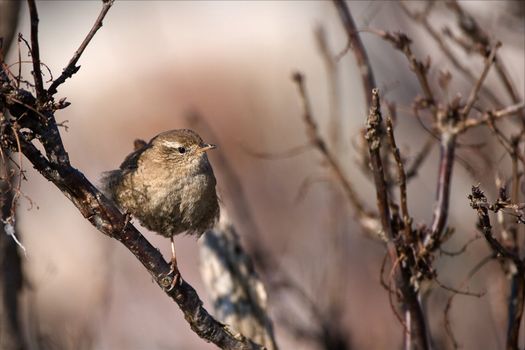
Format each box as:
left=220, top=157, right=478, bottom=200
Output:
left=119, top=141, right=150, bottom=173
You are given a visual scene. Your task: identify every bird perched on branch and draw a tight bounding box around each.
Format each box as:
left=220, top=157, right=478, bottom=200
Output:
left=101, top=129, right=220, bottom=283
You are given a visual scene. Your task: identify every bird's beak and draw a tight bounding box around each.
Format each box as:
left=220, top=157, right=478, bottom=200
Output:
left=200, top=143, right=216, bottom=152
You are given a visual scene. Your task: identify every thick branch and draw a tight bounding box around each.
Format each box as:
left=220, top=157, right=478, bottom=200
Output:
left=200, top=211, right=278, bottom=350
left=365, top=88, right=428, bottom=350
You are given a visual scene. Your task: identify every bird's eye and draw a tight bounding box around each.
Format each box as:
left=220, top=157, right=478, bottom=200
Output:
left=177, top=147, right=186, bottom=154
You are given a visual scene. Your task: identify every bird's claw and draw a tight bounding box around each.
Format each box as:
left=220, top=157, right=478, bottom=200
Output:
left=164, top=258, right=180, bottom=292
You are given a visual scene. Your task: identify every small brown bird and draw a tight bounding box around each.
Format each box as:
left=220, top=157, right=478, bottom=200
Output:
left=101, top=129, right=220, bottom=278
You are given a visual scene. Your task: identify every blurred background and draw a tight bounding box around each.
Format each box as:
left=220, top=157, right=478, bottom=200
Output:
left=1, top=1, right=524, bottom=349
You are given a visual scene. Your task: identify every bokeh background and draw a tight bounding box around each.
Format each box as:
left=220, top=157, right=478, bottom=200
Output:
left=2, top=1, right=524, bottom=349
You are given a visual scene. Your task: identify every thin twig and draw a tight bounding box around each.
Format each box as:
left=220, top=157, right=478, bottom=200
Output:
left=291, top=72, right=368, bottom=215
left=399, top=1, right=502, bottom=107
left=461, top=42, right=500, bottom=118
left=434, top=277, right=484, bottom=298
left=460, top=102, right=525, bottom=131
left=331, top=0, right=376, bottom=109
left=27, top=0, right=45, bottom=103
left=47, top=0, right=114, bottom=96
left=385, top=113, right=413, bottom=242
left=365, top=29, right=435, bottom=107
left=444, top=254, right=495, bottom=349
left=405, top=135, right=434, bottom=180
left=446, top=0, right=524, bottom=122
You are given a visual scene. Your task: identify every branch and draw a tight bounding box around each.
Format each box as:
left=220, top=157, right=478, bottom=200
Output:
left=405, top=135, right=434, bottom=180
left=291, top=72, right=384, bottom=239
left=27, top=0, right=45, bottom=103
left=0, top=4, right=24, bottom=349
left=332, top=0, right=376, bottom=109
left=468, top=185, right=525, bottom=349
left=200, top=210, right=278, bottom=350
left=1, top=5, right=263, bottom=347
left=459, top=102, right=525, bottom=131
left=460, top=42, right=500, bottom=118
left=385, top=112, right=413, bottom=242
left=367, top=29, right=435, bottom=107
left=428, top=131, right=456, bottom=241
left=447, top=0, right=524, bottom=118
left=47, top=0, right=114, bottom=96
left=399, top=1, right=502, bottom=107
left=365, top=88, right=428, bottom=350
left=0, top=111, right=264, bottom=350
left=291, top=72, right=368, bottom=215
left=468, top=186, right=524, bottom=270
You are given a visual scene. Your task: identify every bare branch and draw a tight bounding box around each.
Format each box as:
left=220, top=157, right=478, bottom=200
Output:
left=461, top=43, right=500, bottom=118
left=399, top=1, right=502, bottom=107
left=385, top=112, right=413, bottom=242
left=428, top=131, right=456, bottom=241
left=365, top=88, right=429, bottom=350
left=27, top=0, right=45, bottom=103
left=405, top=135, right=434, bottom=180
left=468, top=185, right=525, bottom=349
left=460, top=102, right=524, bottom=131
left=47, top=0, right=114, bottom=96
left=331, top=0, right=376, bottom=109
left=291, top=72, right=369, bottom=217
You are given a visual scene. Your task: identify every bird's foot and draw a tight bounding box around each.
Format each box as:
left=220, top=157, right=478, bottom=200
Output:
left=165, top=258, right=181, bottom=292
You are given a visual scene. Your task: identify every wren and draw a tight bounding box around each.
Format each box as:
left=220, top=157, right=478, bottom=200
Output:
left=101, top=129, right=220, bottom=283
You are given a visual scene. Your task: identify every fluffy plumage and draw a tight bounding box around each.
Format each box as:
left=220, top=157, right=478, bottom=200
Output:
left=102, top=129, right=219, bottom=237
